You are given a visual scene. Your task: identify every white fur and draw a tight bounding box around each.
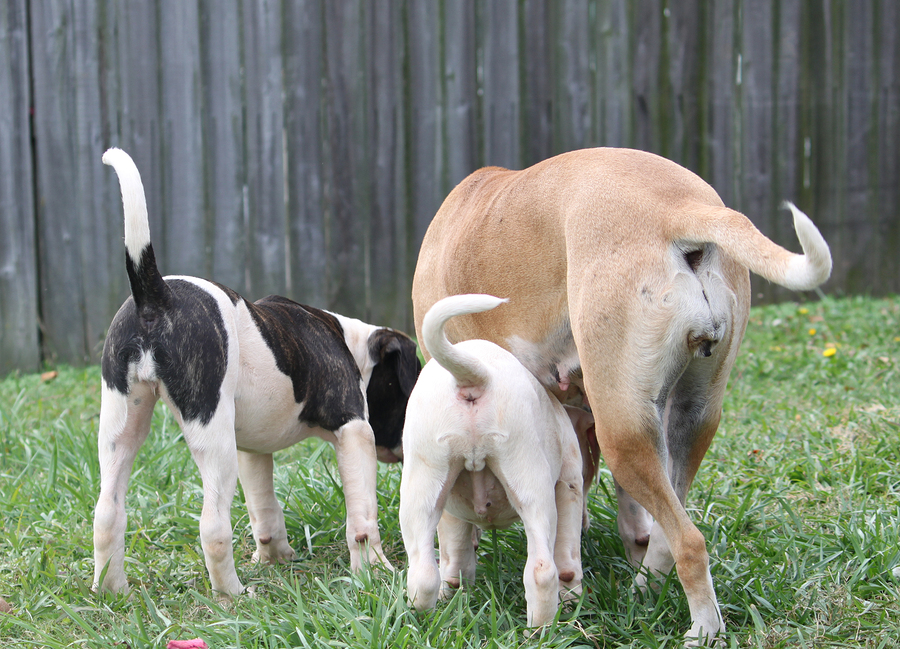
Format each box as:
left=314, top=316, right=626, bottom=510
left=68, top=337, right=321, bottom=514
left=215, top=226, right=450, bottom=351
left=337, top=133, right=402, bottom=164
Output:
left=400, top=294, right=592, bottom=626
left=102, top=148, right=151, bottom=263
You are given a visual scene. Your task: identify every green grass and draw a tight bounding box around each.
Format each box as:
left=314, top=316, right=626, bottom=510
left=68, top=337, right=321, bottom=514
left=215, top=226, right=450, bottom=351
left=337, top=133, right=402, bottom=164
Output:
left=1, top=295, right=898, bottom=648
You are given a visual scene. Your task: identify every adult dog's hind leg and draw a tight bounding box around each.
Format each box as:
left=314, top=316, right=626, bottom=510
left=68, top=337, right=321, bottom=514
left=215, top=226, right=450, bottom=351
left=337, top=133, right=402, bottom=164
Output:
left=93, top=381, right=157, bottom=593
left=237, top=451, right=298, bottom=564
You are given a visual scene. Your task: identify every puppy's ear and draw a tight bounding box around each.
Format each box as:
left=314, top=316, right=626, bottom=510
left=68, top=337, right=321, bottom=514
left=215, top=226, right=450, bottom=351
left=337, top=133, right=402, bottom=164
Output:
left=365, top=330, right=422, bottom=455
left=369, top=331, right=421, bottom=396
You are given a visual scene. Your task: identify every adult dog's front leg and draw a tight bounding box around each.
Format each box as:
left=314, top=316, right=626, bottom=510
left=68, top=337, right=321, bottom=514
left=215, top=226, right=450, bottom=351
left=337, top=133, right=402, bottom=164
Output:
left=237, top=451, right=298, bottom=564
left=333, top=419, right=392, bottom=571
left=93, top=382, right=157, bottom=593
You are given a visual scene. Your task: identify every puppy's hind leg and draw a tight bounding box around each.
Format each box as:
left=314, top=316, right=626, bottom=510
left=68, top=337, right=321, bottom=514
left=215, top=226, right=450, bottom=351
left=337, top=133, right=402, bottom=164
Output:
left=614, top=478, right=654, bottom=567
left=437, top=511, right=477, bottom=598
left=93, top=381, right=157, bottom=593
left=400, top=459, right=455, bottom=612
left=554, top=446, right=585, bottom=603
left=498, top=457, right=559, bottom=627
left=237, top=451, right=298, bottom=564
left=333, top=418, right=392, bottom=571
left=183, top=406, right=244, bottom=597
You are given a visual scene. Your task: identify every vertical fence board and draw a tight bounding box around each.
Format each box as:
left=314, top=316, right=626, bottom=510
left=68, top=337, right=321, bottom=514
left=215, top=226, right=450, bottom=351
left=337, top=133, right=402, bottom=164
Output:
left=481, top=0, right=519, bottom=169
left=594, top=0, right=633, bottom=148
left=876, top=0, right=900, bottom=294
left=283, top=0, right=326, bottom=308
left=29, top=0, right=89, bottom=364
left=552, top=0, right=592, bottom=152
left=520, top=0, right=552, bottom=163
left=321, top=0, right=366, bottom=316
left=366, top=0, right=409, bottom=326
left=243, top=0, right=287, bottom=300
left=0, top=0, right=39, bottom=375
left=443, top=0, right=478, bottom=183
left=406, top=0, right=442, bottom=248
left=199, top=0, right=246, bottom=292
left=158, top=1, right=206, bottom=280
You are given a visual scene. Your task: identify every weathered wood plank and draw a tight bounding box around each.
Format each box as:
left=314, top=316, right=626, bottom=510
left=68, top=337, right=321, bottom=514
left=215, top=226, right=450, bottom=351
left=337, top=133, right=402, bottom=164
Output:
left=405, top=0, right=443, bottom=249
left=199, top=0, right=246, bottom=293
left=29, top=0, right=90, bottom=364
left=158, top=0, right=206, bottom=280
left=365, top=0, right=410, bottom=328
left=321, top=0, right=367, bottom=318
left=481, top=0, right=520, bottom=169
left=242, top=0, right=287, bottom=300
left=283, top=0, right=327, bottom=309
left=0, top=0, right=39, bottom=376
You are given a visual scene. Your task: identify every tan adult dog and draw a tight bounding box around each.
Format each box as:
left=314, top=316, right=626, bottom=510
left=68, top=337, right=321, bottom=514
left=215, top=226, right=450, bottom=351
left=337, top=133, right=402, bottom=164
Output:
left=411, top=147, right=832, bottom=644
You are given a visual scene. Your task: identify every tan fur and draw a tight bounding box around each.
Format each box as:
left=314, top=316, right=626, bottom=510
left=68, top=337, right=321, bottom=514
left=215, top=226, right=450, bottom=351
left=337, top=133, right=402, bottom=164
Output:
left=412, top=147, right=832, bottom=644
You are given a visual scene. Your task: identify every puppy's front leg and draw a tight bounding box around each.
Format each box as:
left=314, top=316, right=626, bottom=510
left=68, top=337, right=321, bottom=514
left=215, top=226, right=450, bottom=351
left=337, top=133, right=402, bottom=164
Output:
left=237, top=451, right=298, bottom=564
left=333, top=419, right=392, bottom=571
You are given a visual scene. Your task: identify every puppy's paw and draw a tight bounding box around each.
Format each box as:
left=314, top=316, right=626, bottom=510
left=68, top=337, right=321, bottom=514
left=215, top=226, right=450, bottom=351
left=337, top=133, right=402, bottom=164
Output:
left=252, top=538, right=299, bottom=564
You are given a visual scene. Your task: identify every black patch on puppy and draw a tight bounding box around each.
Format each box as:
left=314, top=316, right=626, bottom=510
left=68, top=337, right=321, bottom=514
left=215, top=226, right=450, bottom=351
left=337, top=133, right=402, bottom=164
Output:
left=365, top=329, right=421, bottom=454
left=102, top=279, right=230, bottom=426
left=246, top=295, right=367, bottom=432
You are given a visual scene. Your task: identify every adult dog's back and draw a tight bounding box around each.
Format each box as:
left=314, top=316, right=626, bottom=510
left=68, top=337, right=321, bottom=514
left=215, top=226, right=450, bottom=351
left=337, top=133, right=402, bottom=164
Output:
left=411, top=147, right=831, bottom=644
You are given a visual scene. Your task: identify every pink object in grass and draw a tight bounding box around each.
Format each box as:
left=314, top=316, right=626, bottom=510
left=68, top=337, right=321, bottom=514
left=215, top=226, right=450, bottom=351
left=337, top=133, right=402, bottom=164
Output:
left=166, top=640, right=208, bottom=649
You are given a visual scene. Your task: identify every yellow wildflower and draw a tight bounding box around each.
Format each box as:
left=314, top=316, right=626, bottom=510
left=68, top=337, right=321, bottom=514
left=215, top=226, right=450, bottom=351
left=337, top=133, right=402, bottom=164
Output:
left=808, top=328, right=817, bottom=336
left=798, top=307, right=809, bottom=315
left=823, top=348, right=837, bottom=357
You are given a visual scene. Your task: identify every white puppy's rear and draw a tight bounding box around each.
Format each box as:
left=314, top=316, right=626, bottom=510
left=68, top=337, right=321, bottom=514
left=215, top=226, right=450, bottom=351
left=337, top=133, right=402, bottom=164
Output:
left=400, top=294, right=591, bottom=627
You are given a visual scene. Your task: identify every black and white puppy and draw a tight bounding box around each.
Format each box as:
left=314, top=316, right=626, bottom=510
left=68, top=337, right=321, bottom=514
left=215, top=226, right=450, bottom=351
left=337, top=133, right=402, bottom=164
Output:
left=94, top=148, right=420, bottom=597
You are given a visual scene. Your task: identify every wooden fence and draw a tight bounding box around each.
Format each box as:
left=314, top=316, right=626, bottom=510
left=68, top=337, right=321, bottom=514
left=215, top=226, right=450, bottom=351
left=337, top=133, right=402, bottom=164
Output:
left=1, top=0, right=898, bottom=377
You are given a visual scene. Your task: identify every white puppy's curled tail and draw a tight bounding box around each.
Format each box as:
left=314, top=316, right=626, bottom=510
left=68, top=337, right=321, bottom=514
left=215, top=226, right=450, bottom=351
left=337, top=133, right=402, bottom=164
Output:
left=421, top=294, right=508, bottom=388
left=103, top=147, right=171, bottom=314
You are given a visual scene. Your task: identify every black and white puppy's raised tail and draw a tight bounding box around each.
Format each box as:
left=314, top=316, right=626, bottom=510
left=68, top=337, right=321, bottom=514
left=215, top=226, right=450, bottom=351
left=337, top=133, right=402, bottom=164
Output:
left=420, top=294, right=508, bottom=389
left=103, top=148, right=172, bottom=324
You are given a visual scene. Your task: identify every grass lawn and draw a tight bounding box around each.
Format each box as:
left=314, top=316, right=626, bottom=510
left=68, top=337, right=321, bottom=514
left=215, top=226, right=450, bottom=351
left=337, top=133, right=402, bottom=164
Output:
left=1, top=295, right=898, bottom=648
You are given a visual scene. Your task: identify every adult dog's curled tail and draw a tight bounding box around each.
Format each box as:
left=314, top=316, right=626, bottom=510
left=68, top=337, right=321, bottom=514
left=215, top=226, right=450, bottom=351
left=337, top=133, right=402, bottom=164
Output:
left=103, top=148, right=171, bottom=316
left=421, top=294, right=508, bottom=389
left=684, top=201, right=832, bottom=292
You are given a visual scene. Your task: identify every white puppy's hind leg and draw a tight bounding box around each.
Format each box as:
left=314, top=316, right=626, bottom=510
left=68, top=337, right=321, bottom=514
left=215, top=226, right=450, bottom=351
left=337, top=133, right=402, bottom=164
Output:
left=333, top=419, right=392, bottom=571
left=93, top=382, right=156, bottom=593
left=399, top=461, right=447, bottom=611
left=554, top=453, right=585, bottom=603
left=615, top=479, right=654, bottom=567
left=437, top=511, right=477, bottom=598
left=237, top=451, right=298, bottom=564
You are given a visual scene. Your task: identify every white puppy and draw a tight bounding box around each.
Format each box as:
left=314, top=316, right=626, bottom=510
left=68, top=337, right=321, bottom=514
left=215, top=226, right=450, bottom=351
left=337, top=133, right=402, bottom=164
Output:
left=400, top=294, right=596, bottom=627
